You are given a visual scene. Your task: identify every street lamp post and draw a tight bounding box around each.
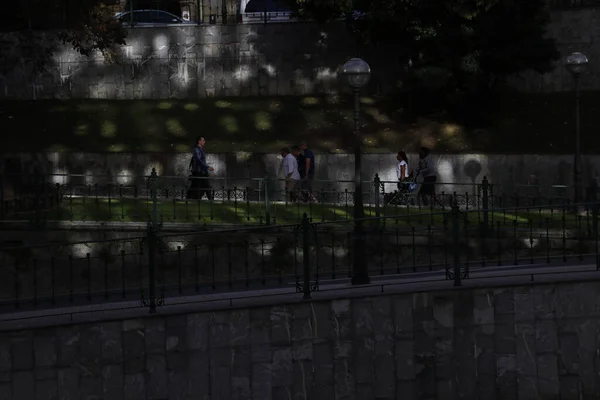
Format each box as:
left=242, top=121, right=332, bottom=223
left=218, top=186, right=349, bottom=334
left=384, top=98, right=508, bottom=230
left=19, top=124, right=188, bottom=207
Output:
left=342, top=58, right=371, bottom=285
left=565, top=52, right=589, bottom=208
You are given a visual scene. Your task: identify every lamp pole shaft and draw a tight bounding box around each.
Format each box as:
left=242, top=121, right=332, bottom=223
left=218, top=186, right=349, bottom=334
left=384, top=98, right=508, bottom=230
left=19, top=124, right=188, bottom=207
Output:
left=351, top=88, right=369, bottom=285
left=574, top=76, right=582, bottom=207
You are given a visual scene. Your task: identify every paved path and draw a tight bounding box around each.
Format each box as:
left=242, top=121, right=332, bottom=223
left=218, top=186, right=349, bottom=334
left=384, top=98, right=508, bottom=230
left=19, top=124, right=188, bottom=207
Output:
left=0, top=258, right=597, bottom=331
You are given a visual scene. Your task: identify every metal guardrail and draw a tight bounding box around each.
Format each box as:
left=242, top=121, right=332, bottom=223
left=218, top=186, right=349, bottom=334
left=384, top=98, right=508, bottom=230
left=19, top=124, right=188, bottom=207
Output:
left=0, top=198, right=599, bottom=314
left=0, top=171, right=590, bottom=225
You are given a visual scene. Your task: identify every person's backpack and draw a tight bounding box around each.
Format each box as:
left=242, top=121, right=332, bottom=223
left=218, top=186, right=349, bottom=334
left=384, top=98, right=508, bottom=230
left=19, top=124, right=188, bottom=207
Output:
left=188, top=156, right=194, bottom=173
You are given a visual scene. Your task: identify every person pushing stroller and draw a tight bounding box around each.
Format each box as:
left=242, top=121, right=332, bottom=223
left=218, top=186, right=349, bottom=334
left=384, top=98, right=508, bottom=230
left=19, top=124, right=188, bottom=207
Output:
left=396, top=151, right=410, bottom=188
left=385, top=151, right=418, bottom=205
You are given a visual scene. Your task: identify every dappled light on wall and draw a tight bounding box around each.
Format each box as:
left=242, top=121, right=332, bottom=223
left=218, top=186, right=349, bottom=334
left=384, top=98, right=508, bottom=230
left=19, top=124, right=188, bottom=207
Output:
left=315, top=67, right=337, bottom=80
left=116, top=169, right=133, bottom=185
left=101, top=120, right=117, bottom=138
left=437, top=158, right=454, bottom=193
left=167, top=241, right=186, bottom=251
left=166, top=119, right=187, bottom=137
left=144, top=163, right=164, bottom=178
left=52, top=167, right=69, bottom=185
left=233, top=65, right=252, bottom=82
left=219, top=115, right=240, bottom=133
left=74, top=123, right=89, bottom=136
left=254, top=112, right=272, bottom=131
left=84, top=170, right=95, bottom=186
left=152, top=33, right=169, bottom=54
left=205, top=156, right=225, bottom=176
left=261, top=64, right=276, bottom=77
left=72, top=243, right=96, bottom=258
left=236, top=151, right=252, bottom=163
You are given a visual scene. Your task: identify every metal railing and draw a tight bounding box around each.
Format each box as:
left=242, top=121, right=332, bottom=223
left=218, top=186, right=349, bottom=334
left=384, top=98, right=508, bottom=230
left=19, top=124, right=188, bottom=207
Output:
left=0, top=170, right=589, bottom=226
left=1, top=195, right=599, bottom=314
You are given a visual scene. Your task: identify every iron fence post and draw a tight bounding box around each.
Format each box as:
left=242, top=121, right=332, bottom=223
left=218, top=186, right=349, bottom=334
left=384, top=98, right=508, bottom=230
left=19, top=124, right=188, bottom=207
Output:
left=451, top=197, right=461, bottom=286
left=33, top=167, right=42, bottom=227
left=150, top=168, right=159, bottom=224
left=482, top=176, right=489, bottom=229
left=0, top=170, right=4, bottom=220
left=374, top=173, right=381, bottom=219
left=264, top=175, right=271, bottom=225
left=590, top=180, right=599, bottom=269
left=302, top=213, right=311, bottom=299
left=143, top=168, right=162, bottom=314
left=147, top=222, right=158, bottom=314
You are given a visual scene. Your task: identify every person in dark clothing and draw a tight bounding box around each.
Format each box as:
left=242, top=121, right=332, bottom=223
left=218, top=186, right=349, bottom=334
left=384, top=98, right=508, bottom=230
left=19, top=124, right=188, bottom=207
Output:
left=416, top=146, right=437, bottom=206
left=187, top=136, right=214, bottom=200
left=299, top=141, right=317, bottom=203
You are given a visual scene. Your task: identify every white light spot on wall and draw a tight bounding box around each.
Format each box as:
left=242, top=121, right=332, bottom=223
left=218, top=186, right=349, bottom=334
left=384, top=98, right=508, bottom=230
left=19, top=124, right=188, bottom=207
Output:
left=153, top=34, right=169, bottom=52
left=522, top=237, right=539, bottom=248
left=167, top=241, right=186, bottom=251
left=71, top=243, right=96, bottom=258
left=177, top=61, right=192, bottom=87
left=84, top=170, right=95, bottom=186
left=144, top=163, right=164, bottom=177
left=322, top=246, right=349, bottom=257
left=52, top=167, right=69, bottom=185
left=315, top=67, right=337, bottom=80
left=117, top=169, right=133, bottom=186
left=262, top=64, right=276, bottom=77
left=233, top=65, right=252, bottom=82
left=437, top=158, right=455, bottom=194
left=206, top=155, right=226, bottom=175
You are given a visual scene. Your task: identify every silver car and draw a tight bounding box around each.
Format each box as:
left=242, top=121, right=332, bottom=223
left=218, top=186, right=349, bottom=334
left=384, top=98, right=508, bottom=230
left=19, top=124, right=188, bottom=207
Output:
left=115, top=9, right=196, bottom=26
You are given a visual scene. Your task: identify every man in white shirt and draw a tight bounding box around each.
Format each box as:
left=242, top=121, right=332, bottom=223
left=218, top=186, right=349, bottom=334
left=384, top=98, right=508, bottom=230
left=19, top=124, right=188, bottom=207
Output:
left=280, top=147, right=300, bottom=202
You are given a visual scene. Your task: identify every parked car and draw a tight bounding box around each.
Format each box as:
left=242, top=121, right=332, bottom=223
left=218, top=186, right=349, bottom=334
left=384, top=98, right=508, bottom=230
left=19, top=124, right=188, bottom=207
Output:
left=239, top=0, right=297, bottom=24
left=115, top=10, right=196, bottom=27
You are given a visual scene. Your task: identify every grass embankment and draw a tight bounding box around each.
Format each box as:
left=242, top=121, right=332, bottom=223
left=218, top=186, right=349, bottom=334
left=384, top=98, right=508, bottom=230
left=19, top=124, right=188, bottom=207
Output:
left=1, top=92, right=600, bottom=154
left=5, top=198, right=595, bottom=229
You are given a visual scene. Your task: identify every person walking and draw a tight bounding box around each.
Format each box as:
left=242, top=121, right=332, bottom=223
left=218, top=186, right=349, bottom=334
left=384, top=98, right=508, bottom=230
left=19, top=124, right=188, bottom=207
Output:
left=187, top=136, right=214, bottom=200
left=299, top=141, right=317, bottom=203
left=396, top=151, right=409, bottom=190
left=416, top=146, right=437, bottom=206
left=280, top=147, right=300, bottom=203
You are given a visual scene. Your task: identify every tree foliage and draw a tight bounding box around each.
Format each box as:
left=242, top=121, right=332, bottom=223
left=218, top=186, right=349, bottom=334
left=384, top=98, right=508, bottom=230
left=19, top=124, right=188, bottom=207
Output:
left=294, top=0, right=559, bottom=116
left=0, top=0, right=126, bottom=73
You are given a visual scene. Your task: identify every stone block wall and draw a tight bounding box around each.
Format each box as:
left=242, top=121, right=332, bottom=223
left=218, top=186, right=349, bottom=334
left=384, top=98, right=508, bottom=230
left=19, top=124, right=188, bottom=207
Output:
left=1, top=281, right=600, bottom=399
left=0, top=22, right=397, bottom=100
left=2, top=7, right=600, bottom=99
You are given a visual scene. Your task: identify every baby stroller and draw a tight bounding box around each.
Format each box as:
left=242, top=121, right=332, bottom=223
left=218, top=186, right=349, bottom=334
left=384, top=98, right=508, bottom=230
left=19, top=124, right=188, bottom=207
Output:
left=384, top=173, right=420, bottom=205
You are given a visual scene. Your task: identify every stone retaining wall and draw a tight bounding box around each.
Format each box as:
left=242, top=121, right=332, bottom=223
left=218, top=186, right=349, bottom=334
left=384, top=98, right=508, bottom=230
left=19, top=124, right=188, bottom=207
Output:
left=1, top=8, right=600, bottom=99
left=1, top=280, right=599, bottom=399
